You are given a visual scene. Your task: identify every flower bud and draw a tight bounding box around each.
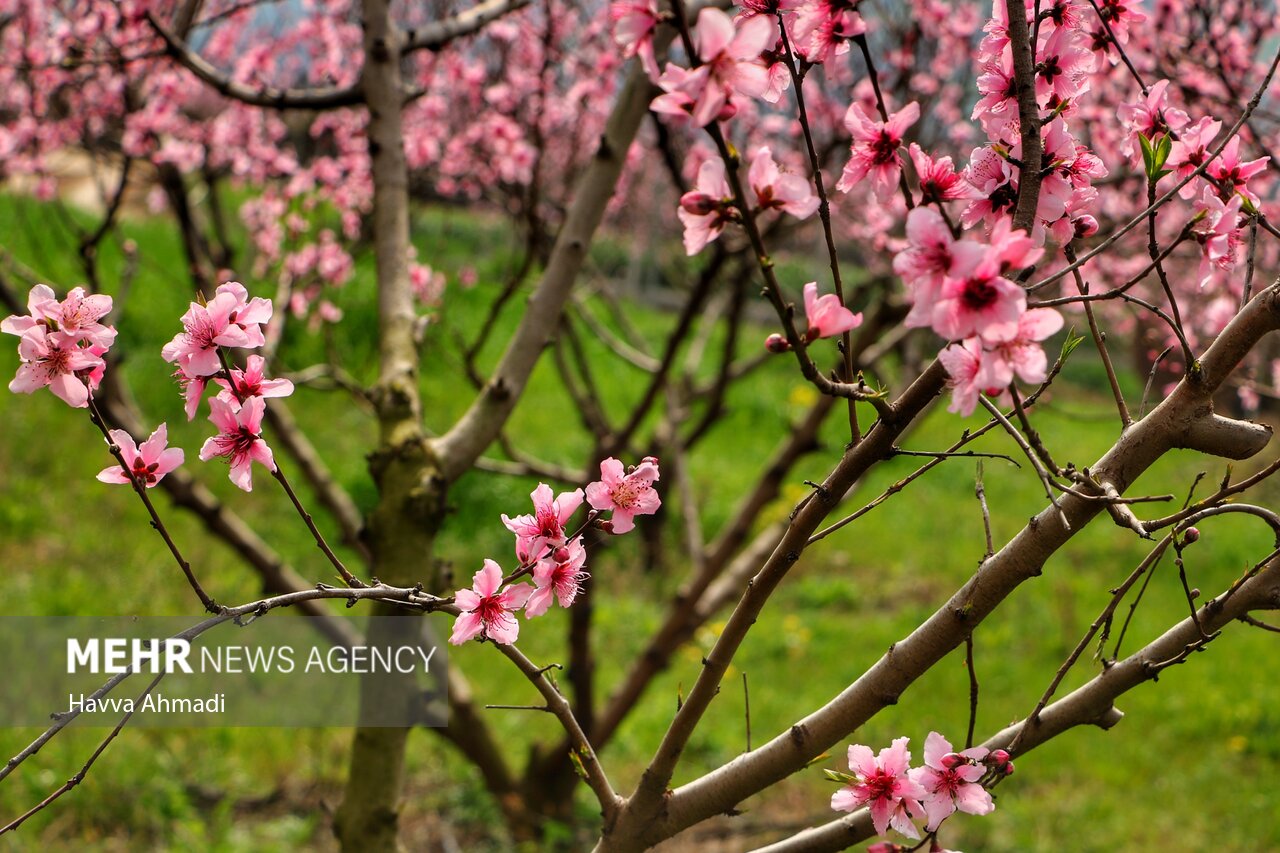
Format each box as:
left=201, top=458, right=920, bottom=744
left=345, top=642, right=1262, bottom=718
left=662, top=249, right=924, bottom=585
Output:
left=553, top=546, right=571, bottom=563
left=598, top=519, right=615, bottom=534
left=680, top=191, right=718, bottom=216
left=987, top=749, right=1010, bottom=765
left=1183, top=526, right=1200, bottom=544
left=764, top=333, right=790, bottom=353
left=940, top=752, right=966, bottom=770
left=1073, top=214, right=1099, bottom=238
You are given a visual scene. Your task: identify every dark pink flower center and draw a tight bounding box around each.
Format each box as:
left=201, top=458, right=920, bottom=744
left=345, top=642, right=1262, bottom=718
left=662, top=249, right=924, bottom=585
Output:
left=537, top=508, right=564, bottom=540
left=131, top=458, right=161, bottom=485
left=871, top=131, right=899, bottom=166
left=1038, top=56, right=1062, bottom=83
left=213, top=427, right=260, bottom=463
left=863, top=769, right=898, bottom=804
left=185, top=312, right=219, bottom=350
left=961, top=277, right=999, bottom=312
left=39, top=345, right=72, bottom=376
left=989, top=182, right=1018, bottom=213
left=476, top=594, right=506, bottom=625
left=932, top=768, right=963, bottom=797
left=233, top=374, right=262, bottom=397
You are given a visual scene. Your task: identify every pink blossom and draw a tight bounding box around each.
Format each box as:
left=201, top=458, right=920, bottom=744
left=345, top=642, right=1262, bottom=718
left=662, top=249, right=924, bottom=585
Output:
left=938, top=340, right=985, bottom=416
left=908, top=144, right=982, bottom=203
left=979, top=307, right=1064, bottom=388
left=1193, top=187, right=1242, bottom=288
left=449, top=559, right=534, bottom=645
left=51, top=287, right=117, bottom=349
left=1117, top=80, right=1189, bottom=162
left=985, top=217, right=1045, bottom=272
left=749, top=147, right=819, bottom=219
left=2, top=284, right=116, bottom=351
left=972, top=53, right=1017, bottom=138
left=1166, top=117, right=1222, bottom=197
left=791, top=0, right=867, bottom=65
left=831, top=738, right=927, bottom=839
left=672, top=8, right=773, bottom=127
left=837, top=102, right=920, bottom=201
left=97, top=423, right=184, bottom=488
left=803, top=281, right=863, bottom=340
left=525, top=538, right=588, bottom=617
left=894, top=208, right=984, bottom=285
left=586, top=456, right=661, bottom=534
left=198, top=395, right=276, bottom=492
left=1205, top=136, right=1269, bottom=208
left=960, top=147, right=1017, bottom=226
left=502, top=483, right=585, bottom=559
left=162, top=282, right=274, bottom=378
left=0, top=284, right=58, bottom=338
left=678, top=157, right=735, bottom=255
left=932, top=255, right=1026, bottom=343
left=909, top=732, right=995, bottom=831
left=895, top=208, right=985, bottom=330
left=8, top=326, right=104, bottom=409
left=176, top=368, right=208, bottom=422
left=1034, top=25, right=1091, bottom=107
left=610, top=0, right=662, bottom=80
left=214, top=354, right=295, bottom=403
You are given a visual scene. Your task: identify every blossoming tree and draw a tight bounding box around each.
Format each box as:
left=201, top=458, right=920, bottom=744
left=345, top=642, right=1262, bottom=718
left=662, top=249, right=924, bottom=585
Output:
left=2, top=0, right=1280, bottom=850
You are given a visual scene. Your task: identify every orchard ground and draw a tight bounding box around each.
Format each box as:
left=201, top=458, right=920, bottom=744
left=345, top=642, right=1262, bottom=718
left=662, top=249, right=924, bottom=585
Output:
left=0, top=193, right=1277, bottom=852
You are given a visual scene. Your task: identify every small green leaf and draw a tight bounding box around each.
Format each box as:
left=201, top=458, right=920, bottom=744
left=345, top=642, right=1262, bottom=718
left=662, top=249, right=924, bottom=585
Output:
left=822, top=768, right=857, bottom=784
left=1140, top=133, right=1172, bottom=182
left=1059, top=326, right=1087, bottom=361
left=568, top=749, right=588, bottom=781
left=1139, top=133, right=1156, bottom=177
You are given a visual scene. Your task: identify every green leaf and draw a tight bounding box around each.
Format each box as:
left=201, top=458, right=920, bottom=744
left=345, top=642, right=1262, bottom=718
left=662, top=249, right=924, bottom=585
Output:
left=1140, top=132, right=1172, bottom=182
left=822, top=768, right=857, bottom=784
left=1060, top=326, right=1087, bottom=361
left=1139, top=133, right=1157, bottom=178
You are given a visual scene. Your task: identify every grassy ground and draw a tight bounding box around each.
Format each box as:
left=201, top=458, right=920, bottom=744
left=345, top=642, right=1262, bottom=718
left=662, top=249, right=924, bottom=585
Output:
left=0, top=193, right=1277, bottom=851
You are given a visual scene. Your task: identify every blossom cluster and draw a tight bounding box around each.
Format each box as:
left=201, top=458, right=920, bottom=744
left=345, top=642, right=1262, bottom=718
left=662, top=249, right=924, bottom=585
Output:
left=3, top=281, right=292, bottom=494
left=450, top=457, right=661, bottom=646
left=161, top=282, right=290, bottom=491
left=1, top=284, right=114, bottom=409
left=829, top=733, right=1012, bottom=843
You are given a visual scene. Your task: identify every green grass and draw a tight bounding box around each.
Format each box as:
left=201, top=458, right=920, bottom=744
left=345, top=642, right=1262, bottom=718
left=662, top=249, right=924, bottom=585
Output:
left=0, top=192, right=1278, bottom=851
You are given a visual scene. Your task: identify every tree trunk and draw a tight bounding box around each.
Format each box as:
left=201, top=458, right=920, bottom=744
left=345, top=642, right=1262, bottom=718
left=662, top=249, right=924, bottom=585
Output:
left=334, top=3, right=443, bottom=850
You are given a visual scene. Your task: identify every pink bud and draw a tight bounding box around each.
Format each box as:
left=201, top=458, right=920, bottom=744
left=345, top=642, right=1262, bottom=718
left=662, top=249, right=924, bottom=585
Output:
left=599, top=519, right=615, bottom=534
left=553, top=546, right=571, bottom=563
left=1003, top=760, right=1015, bottom=776
left=764, top=333, right=790, bottom=353
left=1074, top=214, right=1100, bottom=238
left=680, top=191, right=719, bottom=216
left=940, top=752, right=966, bottom=769
left=988, top=749, right=1010, bottom=764
left=1183, top=526, right=1200, bottom=544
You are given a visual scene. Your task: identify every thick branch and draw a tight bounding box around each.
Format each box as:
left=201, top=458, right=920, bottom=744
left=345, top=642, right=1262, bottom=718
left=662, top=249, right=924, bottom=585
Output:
left=753, top=555, right=1280, bottom=852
